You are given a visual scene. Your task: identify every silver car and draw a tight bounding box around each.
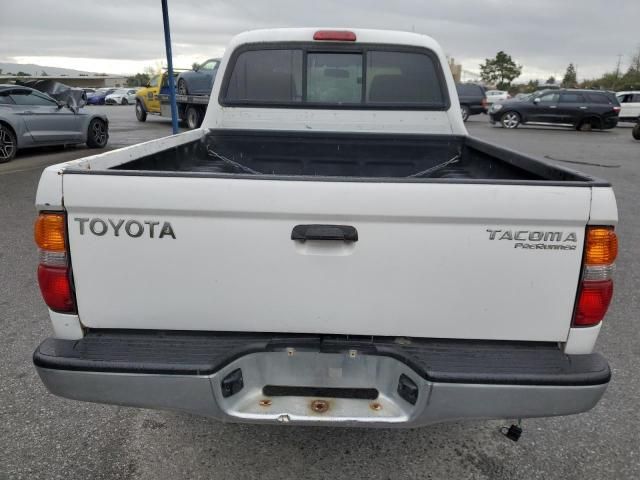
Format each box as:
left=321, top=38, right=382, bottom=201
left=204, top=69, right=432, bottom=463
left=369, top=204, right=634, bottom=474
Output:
left=0, top=84, right=108, bottom=163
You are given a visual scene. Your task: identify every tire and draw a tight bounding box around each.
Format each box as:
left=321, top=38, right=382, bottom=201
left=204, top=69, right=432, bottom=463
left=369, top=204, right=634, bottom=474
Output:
left=577, top=117, right=599, bottom=132
left=86, top=118, right=108, bottom=148
left=0, top=124, right=17, bottom=163
left=633, top=123, right=640, bottom=140
left=178, top=79, right=188, bottom=95
left=121, top=98, right=128, bottom=105
left=460, top=105, right=470, bottom=122
left=185, top=106, right=202, bottom=130
left=135, top=101, right=147, bottom=122
left=501, top=111, right=520, bottom=129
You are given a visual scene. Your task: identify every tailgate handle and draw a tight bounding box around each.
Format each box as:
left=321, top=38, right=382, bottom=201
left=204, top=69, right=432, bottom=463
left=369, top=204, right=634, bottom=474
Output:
left=291, top=224, right=358, bottom=242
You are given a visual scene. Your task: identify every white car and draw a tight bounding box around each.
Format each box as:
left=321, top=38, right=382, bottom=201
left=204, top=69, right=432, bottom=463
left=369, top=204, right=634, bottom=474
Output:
left=485, top=90, right=510, bottom=104
left=616, top=91, right=640, bottom=122
left=33, top=28, right=617, bottom=428
left=105, top=88, right=138, bottom=105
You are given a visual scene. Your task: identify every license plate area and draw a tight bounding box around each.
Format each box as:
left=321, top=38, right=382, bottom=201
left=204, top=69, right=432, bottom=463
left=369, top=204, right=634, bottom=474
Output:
left=211, top=350, right=429, bottom=424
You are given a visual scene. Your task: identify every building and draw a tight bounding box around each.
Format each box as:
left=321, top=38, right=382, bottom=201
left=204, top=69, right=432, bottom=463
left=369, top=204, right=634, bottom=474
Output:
left=448, top=57, right=462, bottom=83
left=0, top=74, right=127, bottom=88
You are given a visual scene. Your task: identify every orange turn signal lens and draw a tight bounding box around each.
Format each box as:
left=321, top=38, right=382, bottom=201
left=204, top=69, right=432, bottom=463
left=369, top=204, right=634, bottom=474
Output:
left=585, top=226, right=617, bottom=265
left=34, top=213, right=66, bottom=251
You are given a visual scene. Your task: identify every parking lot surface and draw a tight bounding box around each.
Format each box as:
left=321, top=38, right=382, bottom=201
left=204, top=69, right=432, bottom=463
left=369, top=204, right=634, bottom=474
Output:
left=1, top=107, right=638, bottom=479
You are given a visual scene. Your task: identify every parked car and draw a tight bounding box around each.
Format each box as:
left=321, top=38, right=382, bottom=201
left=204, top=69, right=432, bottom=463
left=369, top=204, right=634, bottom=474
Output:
left=485, top=90, right=510, bottom=104
left=83, top=88, right=97, bottom=99
left=455, top=83, right=487, bottom=121
left=135, top=72, right=178, bottom=121
left=177, top=58, right=221, bottom=95
left=633, top=117, right=640, bottom=140
left=514, top=93, right=533, bottom=101
left=489, top=89, right=620, bottom=130
left=87, top=88, right=117, bottom=105
left=615, top=91, right=640, bottom=122
left=105, top=88, right=138, bottom=105
left=0, top=84, right=108, bottom=163
left=33, top=29, right=616, bottom=429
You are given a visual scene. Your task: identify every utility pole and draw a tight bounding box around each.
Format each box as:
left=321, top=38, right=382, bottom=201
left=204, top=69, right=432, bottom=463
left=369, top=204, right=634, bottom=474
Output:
left=615, top=54, right=623, bottom=79
left=161, top=0, right=179, bottom=135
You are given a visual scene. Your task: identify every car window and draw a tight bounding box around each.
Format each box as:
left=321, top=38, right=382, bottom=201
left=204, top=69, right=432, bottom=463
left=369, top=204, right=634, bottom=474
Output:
left=617, top=94, right=631, bottom=103
left=457, top=84, right=482, bottom=96
left=200, top=60, right=219, bottom=71
left=149, top=77, right=159, bottom=88
left=366, top=51, right=444, bottom=105
left=586, top=93, right=612, bottom=104
left=308, top=53, right=362, bottom=103
left=632, top=94, right=640, bottom=102
left=538, top=92, right=559, bottom=103
left=560, top=93, right=586, bottom=103
left=9, top=90, right=57, bottom=106
left=226, top=49, right=303, bottom=103
left=225, top=48, right=446, bottom=107
left=0, top=94, right=16, bottom=105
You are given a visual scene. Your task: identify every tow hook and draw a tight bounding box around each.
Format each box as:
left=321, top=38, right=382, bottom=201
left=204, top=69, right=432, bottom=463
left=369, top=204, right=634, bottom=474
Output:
left=500, top=419, right=523, bottom=442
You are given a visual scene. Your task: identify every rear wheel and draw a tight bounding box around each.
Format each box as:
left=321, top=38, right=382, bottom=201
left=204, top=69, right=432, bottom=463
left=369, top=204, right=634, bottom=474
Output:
left=501, top=111, right=520, bottom=129
left=0, top=124, right=17, bottom=163
left=86, top=118, right=108, bottom=148
left=178, top=79, right=188, bottom=95
left=121, top=98, right=129, bottom=105
left=633, top=123, right=640, bottom=140
left=460, top=105, right=470, bottom=122
left=135, top=100, right=147, bottom=122
left=185, top=106, right=202, bottom=130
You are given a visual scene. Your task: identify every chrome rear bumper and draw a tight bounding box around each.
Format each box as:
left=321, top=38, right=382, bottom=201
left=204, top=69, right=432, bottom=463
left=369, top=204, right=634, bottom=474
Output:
left=34, top=332, right=610, bottom=427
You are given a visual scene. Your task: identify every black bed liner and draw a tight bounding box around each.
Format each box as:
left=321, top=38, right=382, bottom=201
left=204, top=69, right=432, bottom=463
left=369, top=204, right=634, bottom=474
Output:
left=34, top=331, right=611, bottom=386
left=103, top=130, right=607, bottom=186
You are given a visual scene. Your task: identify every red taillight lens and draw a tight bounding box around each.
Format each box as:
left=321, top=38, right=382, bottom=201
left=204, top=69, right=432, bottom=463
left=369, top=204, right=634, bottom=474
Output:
left=38, top=265, right=75, bottom=313
left=574, top=280, right=613, bottom=327
left=35, top=212, right=76, bottom=313
left=613, top=106, right=621, bottom=113
left=313, top=30, right=357, bottom=42
left=481, top=97, right=488, bottom=108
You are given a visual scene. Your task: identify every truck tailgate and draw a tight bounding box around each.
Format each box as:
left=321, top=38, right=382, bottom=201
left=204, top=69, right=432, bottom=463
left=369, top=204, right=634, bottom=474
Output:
left=63, top=174, right=589, bottom=342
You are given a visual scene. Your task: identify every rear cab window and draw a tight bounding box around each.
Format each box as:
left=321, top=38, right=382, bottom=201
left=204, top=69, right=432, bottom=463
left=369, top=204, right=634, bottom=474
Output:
left=221, top=44, right=449, bottom=109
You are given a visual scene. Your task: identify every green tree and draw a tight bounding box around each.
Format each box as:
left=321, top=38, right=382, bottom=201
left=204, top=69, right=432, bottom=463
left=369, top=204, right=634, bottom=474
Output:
left=191, top=62, right=200, bottom=70
left=126, top=72, right=151, bottom=87
left=561, top=63, right=577, bottom=88
left=41, top=70, right=48, bottom=76
left=479, top=51, right=522, bottom=90
left=16, top=71, right=31, bottom=76
left=545, top=76, right=556, bottom=85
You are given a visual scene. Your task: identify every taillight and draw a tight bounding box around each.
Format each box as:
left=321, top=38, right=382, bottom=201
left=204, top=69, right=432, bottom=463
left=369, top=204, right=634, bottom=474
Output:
left=35, top=212, right=76, bottom=313
left=573, top=226, right=617, bottom=327
left=613, top=106, right=621, bottom=113
left=481, top=97, right=488, bottom=108
left=313, top=30, right=357, bottom=42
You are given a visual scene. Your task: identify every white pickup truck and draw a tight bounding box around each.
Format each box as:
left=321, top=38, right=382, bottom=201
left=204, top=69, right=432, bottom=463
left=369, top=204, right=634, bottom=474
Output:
left=33, top=28, right=618, bottom=428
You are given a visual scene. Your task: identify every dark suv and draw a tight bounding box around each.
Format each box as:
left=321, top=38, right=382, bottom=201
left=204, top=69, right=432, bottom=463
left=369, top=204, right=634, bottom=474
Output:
left=456, top=83, right=487, bottom=122
left=489, top=89, right=620, bottom=130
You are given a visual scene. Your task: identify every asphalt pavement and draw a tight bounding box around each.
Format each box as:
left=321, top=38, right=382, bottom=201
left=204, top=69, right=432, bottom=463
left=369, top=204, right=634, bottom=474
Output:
left=1, top=107, right=638, bottom=479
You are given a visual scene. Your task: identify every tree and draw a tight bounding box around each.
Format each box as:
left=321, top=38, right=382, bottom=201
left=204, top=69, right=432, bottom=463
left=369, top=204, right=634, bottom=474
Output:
left=41, top=70, right=48, bottom=76
left=545, top=76, right=556, bottom=85
left=126, top=72, right=151, bottom=87
left=479, top=51, right=522, bottom=90
left=561, top=63, right=577, bottom=88
left=191, top=62, right=200, bottom=70
left=15, top=71, right=31, bottom=76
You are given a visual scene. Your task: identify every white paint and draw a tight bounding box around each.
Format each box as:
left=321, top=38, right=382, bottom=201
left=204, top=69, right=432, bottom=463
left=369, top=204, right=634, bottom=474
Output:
left=589, top=187, right=618, bottom=225
left=49, top=310, right=84, bottom=340
left=564, top=324, right=602, bottom=354
left=63, top=174, right=591, bottom=342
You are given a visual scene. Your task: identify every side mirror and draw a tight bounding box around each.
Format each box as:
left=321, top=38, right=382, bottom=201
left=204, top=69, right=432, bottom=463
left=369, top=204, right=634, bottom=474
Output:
left=533, top=97, right=541, bottom=104
left=56, top=101, right=65, bottom=109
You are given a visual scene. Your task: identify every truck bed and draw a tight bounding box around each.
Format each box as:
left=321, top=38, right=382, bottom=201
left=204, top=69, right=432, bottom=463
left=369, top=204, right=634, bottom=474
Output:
left=111, top=130, right=601, bottom=185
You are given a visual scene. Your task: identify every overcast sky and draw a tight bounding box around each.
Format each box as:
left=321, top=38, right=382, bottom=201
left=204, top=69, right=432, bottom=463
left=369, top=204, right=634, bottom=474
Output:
left=1, top=0, right=639, bottom=81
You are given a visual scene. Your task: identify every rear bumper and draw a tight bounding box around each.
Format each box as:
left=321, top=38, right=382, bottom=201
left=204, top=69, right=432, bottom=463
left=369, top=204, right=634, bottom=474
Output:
left=34, top=331, right=610, bottom=427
